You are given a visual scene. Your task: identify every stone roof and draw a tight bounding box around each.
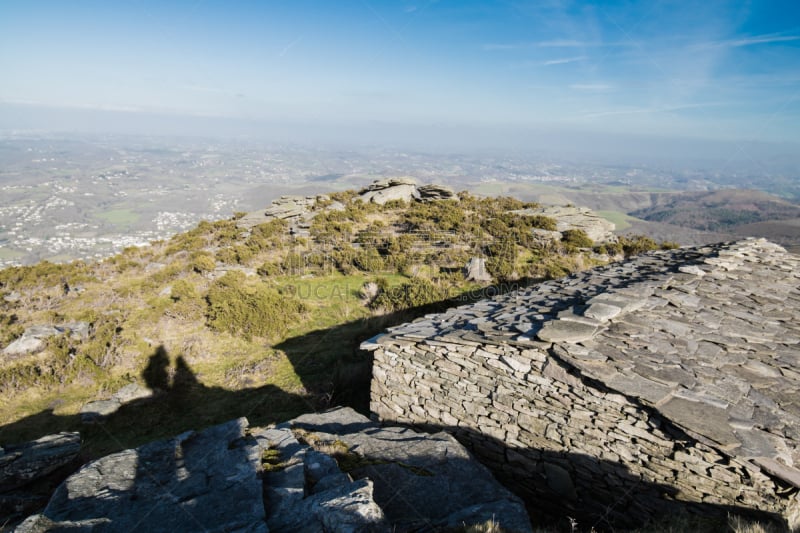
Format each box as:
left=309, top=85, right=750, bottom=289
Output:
left=367, top=238, right=800, bottom=488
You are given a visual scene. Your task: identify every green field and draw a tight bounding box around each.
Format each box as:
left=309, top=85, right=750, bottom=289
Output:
left=0, top=248, right=24, bottom=260
left=96, top=208, right=140, bottom=226
left=597, top=210, right=635, bottom=231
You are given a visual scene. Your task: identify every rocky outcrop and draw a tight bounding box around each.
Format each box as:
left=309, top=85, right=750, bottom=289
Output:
left=17, top=418, right=267, bottom=533
left=237, top=194, right=329, bottom=229
left=358, top=177, right=418, bottom=205
left=513, top=205, right=616, bottom=243
left=14, top=409, right=530, bottom=531
left=80, top=383, right=154, bottom=424
left=3, top=323, right=89, bottom=358
left=1, top=433, right=80, bottom=520
left=1, top=433, right=80, bottom=492
left=366, top=239, right=800, bottom=529
left=417, top=184, right=456, bottom=201
left=264, top=407, right=531, bottom=532
left=357, top=178, right=457, bottom=205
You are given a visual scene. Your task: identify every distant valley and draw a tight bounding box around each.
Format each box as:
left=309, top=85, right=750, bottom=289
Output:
left=2, top=134, right=800, bottom=267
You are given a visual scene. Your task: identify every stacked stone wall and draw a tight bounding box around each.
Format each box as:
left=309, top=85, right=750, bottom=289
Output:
left=370, top=337, right=791, bottom=527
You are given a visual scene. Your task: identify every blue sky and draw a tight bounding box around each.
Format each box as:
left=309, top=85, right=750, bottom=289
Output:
left=1, top=0, right=799, bottom=145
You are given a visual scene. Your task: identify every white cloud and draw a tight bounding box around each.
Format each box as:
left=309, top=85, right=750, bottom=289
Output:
left=697, top=34, right=800, bottom=49
left=543, top=56, right=586, bottom=66
left=581, top=102, right=727, bottom=119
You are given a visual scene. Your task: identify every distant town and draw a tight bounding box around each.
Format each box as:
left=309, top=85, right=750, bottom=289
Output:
left=1, top=133, right=797, bottom=268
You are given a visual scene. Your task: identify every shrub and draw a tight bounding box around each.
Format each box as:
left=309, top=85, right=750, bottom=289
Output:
left=485, top=239, right=517, bottom=281
left=561, top=229, right=594, bottom=250
left=353, top=248, right=384, bottom=272
left=619, top=235, right=659, bottom=256
left=170, top=279, right=198, bottom=302
left=190, top=252, right=216, bottom=273
left=371, top=277, right=446, bottom=311
left=206, top=271, right=305, bottom=340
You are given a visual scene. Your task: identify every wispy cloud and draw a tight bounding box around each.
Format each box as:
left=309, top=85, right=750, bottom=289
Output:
left=581, top=102, right=727, bottom=119
left=484, top=39, right=629, bottom=51
left=570, top=83, right=613, bottom=91
left=482, top=43, right=523, bottom=51
left=543, top=56, right=586, bottom=66
left=537, top=39, right=587, bottom=48
left=279, top=35, right=304, bottom=57
left=697, top=33, right=800, bottom=49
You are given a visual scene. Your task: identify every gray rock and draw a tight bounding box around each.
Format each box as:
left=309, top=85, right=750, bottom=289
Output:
left=418, top=184, right=456, bottom=201
left=360, top=184, right=416, bottom=205
left=537, top=319, right=597, bottom=343
left=112, top=383, right=153, bottom=405
left=267, top=478, right=388, bottom=532
left=288, top=407, right=532, bottom=532
left=583, top=302, right=622, bottom=321
left=0, top=433, right=80, bottom=491
left=79, top=400, right=121, bottom=424
left=2, top=336, right=47, bottom=357
left=465, top=257, right=492, bottom=282
left=512, top=205, right=616, bottom=243
left=3, top=323, right=89, bottom=357
left=32, top=418, right=266, bottom=533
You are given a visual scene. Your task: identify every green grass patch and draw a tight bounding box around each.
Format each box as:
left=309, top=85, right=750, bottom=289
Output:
left=0, top=247, right=25, bottom=260
left=96, top=208, right=140, bottom=226
left=597, top=210, right=635, bottom=231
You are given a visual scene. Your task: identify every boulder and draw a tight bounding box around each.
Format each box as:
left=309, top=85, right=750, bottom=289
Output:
left=358, top=177, right=418, bottom=205
left=0, top=432, right=80, bottom=492
left=464, top=257, right=493, bottom=282
left=3, top=323, right=90, bottom=358
left=360, top=185, right=416, bottom=205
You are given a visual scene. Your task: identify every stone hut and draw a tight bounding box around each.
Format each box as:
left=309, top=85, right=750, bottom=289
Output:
left=362, top=239, right=800, bottom=529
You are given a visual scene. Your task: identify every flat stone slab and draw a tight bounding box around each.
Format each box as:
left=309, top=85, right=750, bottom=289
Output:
left=537, top=319, right=597, bottom=343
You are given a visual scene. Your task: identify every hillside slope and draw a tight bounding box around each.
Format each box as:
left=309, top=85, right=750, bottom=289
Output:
left=0, top=186, right=673, bottom=461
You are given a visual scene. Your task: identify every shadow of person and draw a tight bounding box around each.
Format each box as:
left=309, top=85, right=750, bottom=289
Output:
left=142, top=345, right=170, bottom=393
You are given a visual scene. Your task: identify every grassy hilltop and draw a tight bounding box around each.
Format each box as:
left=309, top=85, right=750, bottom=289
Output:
left=0, top=190, right=669, bottom=458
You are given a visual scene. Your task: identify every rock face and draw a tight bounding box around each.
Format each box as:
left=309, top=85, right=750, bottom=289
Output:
left=1, top=433, right=80, bottom=492
left=366, top=239, right=800, bottom=530
left=1, top=432, right=80, bottom=520
left=263, top=407, right=531, bottom=532
left=14, top=409, right=530, bottom=532
left=513, top=205, right=616, bottom=243
left=18, top=418, right=267, bottom=533
left=3, top=323, right=89, bottom=358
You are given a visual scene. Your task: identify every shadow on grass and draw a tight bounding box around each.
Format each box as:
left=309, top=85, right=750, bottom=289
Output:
left=0, top=279, right=535, bottom=526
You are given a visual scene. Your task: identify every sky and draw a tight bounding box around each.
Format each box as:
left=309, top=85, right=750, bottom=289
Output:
left=1, top=0, right=799, bottom=150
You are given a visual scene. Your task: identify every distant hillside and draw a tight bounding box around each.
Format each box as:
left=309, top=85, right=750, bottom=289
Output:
left=630, top=189, right=800, bottom=232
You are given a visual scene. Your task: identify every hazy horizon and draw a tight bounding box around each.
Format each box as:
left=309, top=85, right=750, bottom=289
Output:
left=1, top=0, right=799, bottom=159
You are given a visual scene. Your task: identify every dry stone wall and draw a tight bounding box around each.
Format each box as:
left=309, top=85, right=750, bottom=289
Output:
left=365, top=239, right=800, bottom=530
